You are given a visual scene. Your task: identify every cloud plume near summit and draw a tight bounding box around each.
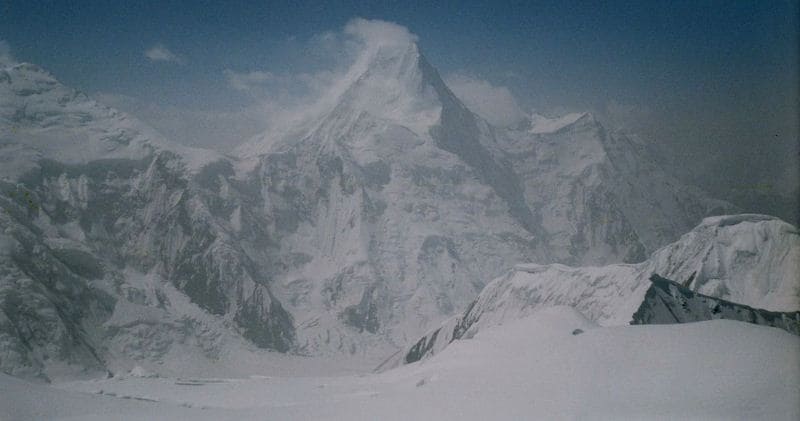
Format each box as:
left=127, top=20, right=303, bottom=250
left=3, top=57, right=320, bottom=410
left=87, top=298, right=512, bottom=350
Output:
left=144, top=43, right=184, bottom=64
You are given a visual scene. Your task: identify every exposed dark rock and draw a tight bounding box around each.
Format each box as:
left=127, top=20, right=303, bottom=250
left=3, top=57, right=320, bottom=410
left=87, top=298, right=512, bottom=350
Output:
left=632, top=274, right=800, bottom=336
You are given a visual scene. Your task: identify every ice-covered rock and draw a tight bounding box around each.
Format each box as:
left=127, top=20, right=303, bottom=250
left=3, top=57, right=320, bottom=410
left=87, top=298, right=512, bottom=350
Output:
left=631, top=274, right=799, bottom=335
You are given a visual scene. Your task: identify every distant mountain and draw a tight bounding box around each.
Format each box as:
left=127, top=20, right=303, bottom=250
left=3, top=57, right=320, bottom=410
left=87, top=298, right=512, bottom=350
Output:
left=384, top=214, right=799, bottom=368
left=0, top=62, right=294, bottom=381
left=0, top=31, right=738, bottom=381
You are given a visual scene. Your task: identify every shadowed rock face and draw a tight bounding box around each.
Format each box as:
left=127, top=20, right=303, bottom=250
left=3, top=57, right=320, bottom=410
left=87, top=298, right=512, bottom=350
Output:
left=385, top=299, right=477, bottom=368
left=633, top=274, right=800, bottom=336
left=0, top=214, right=115, bottom=380
left=1, top=150, right=296, bottom=380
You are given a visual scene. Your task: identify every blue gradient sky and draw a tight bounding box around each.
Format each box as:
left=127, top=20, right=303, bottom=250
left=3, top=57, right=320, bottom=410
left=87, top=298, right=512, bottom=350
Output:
left=1, top=1, right=798, bottom=212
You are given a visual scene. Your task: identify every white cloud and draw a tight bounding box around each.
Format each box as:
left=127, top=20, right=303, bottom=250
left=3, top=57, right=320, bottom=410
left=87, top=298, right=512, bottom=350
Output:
left=144, top=43, right=184, bottom=64
left=94, top=92, right=267, bottom=151
left=344, top=18, right=417, bottom=50
left=224, top=70, right=275, bottom=91
left=0, top=40, right=15, bottom=66
left=217, top=20, right=380, bottom=132
left=445, top=74, right=528, bottom=127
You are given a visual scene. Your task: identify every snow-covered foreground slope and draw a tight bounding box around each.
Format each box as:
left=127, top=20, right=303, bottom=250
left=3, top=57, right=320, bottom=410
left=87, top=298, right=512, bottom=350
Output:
left=2, top=307, right=798, bottom=420
left=386, top=214, right=799, bottom=368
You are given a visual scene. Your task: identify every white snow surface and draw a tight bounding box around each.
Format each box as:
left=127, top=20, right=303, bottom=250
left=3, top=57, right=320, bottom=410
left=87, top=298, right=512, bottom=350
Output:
left=2, top=306, right=798, bottom=420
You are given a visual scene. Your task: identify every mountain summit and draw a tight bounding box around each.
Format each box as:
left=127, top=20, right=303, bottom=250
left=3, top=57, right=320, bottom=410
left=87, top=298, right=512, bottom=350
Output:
left=235, top=23, right=460, bottom=157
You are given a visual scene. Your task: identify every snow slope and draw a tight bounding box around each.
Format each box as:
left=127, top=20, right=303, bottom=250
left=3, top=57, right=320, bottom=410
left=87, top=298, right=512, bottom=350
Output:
left=501, top=111, right=734, bottom=264
left=386, top=214, right=799, bottom=367
left=2, top=306, right=798, bottom=420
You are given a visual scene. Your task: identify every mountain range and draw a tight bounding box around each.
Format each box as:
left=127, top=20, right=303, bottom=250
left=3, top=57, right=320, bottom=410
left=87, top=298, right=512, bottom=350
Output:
left=2, top=32, right=793, bottom=383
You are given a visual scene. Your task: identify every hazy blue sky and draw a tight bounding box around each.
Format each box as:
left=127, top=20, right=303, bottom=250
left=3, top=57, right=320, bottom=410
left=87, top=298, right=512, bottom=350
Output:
left=1, top=1, right=798, bottom=216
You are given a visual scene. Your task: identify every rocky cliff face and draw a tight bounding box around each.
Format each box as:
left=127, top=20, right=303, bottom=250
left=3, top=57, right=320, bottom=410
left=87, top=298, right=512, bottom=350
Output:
left=632, top=274, right=799, bottom=335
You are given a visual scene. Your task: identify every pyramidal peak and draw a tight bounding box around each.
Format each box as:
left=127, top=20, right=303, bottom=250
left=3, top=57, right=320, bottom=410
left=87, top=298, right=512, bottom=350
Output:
left=315, top=28, right=462, bottom=140
left=235, top=22, right=469, bottom=159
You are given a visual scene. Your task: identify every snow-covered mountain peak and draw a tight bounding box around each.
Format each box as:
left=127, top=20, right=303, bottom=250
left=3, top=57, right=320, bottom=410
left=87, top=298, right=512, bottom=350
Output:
left=341, top=18, right=443, bottom=93
left=694, top=213, right=781, bottom=228
left=235, top=23, right=469, bottom=159
left=647, top=214, right=799, bottom=311
left=326, top=40, right=444, bottom=136
left=0, top=61, right=223, bottom=177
